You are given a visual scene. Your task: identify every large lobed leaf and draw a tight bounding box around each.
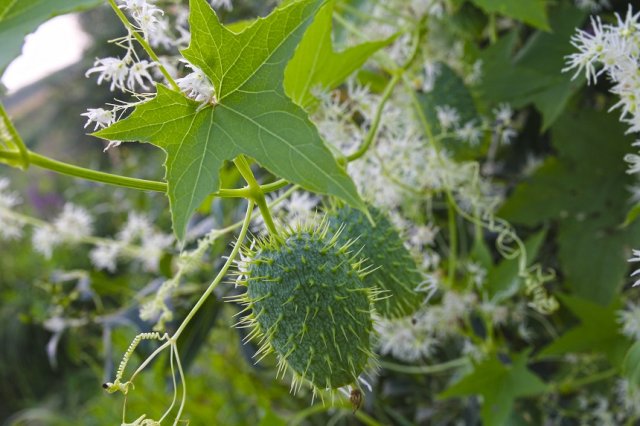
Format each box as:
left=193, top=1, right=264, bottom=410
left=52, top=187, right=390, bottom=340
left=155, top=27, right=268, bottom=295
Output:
left=440, top=351, right=547, bottom=426
left=0, top=0, right=101, bottom=75
left=500, top=109, right=640, bottom=304
left=96, top=0, right=364, bottom=239
left=470, top=0, right=550, bottom=31
left=478, top=3, right=586, bottom=130
left=539, top=294, right=630, bottom=366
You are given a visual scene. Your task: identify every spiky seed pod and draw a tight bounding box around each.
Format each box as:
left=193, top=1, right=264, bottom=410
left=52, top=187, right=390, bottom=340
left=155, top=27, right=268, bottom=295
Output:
left=233, top=222, right=376, bottom=391
left=327, top=205, right=423, bottom=318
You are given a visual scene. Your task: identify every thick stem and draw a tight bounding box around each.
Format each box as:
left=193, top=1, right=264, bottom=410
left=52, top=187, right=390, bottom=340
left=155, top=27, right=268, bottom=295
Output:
left=233, top=155, right=280, bottom=237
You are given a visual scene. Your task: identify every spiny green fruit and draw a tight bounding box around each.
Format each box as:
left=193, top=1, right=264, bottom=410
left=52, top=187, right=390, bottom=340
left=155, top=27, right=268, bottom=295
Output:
left=232, top=222, right=376, bottom=392
left=327, top=205, right=423, bottom=318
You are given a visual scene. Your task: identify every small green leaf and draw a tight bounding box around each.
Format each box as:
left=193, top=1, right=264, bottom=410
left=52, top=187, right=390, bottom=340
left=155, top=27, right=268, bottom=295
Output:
left=478, top=4, right=586, bottom=129
left=0, top=0, right=101, bottom=74
left=538, top=294, right=630, bottom=365
left=284, top=0, right=393, bottom=108
left=622, top=341, right=640, bottom=387
left=440, top=351, right=547, bottom=426
left=471, top=0, right=550, bottom=31
left=623, top=203, right=640, bottom=228
left=96, top=0, right=364, bottom=239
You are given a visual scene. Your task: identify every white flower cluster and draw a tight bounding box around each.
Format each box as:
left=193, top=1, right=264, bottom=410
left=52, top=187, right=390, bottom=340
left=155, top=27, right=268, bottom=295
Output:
left=210, top=0, right=233, bottom=11
left=575, top=0, right=611, bottom=13
left=618, top=300, right=640, bottom=339
left=375, top=291, right=477, bottom=362
left=86, top=55, right=155, bottom=92
left=119, top=0, right=165, bottom=43
left=564, top=7, right=640, bottom=174
left=0, top=178, right=24, bottom=240
left=90, top=213, right=173, bottom=273
left=629, top=249, right=640, bottom=287
left=176, top=62, right=216, bottom=105
left=32, top=203, right=93, bottom=258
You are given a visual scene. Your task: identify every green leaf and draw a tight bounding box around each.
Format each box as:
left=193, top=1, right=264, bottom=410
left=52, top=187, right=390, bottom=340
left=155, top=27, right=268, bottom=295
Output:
left=500, top=109, right=640, bottom=304
left=416, top=63, right=482, bottom=160
left=622, top=341, right=640, bottom=388
left=478, top=4, right=586, bottom=129
left=0, top=0, right=101, bottom=74
left=440, top=351, right=547, bottom=426
left=470, top=0, right=549, bottom=31
left=538, top=294, right=630, bottom=365
left=284, top=0, right=392, bottom=108
left=623, top=203, right=640, bottom=228
left=96, top=0, right=364, bottom=239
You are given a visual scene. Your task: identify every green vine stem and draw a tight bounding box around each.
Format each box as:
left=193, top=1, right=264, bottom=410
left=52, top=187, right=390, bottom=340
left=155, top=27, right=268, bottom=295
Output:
left=107, top=0, right=180, bottom=92
left=172, top=199, right=253, bottom=338
left=0, top=148, right=288, bottom=197
left=0, top=103, right=30, bottom=168
left=379, top=357, right=469, bottom=374
left=1, top=148, right=166, bottom=192
left=447, top=198, right=458, bottom=285
left=346, top=22, right=425, bottom=163
left=556, top=368, right=618, bottom=394
left=107, top=200, right=254, bottom=424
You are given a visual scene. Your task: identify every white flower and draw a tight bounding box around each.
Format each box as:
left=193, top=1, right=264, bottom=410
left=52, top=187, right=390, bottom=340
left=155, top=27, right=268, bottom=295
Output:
left=33, top=203, right=93, bottom=258
left=618, top=301, right=640, bottom=339
left=53, top=204, right=93, bottom=242
left=32, top=227, right=60, bottom=258
left=375, top=314, right=439, bottom=362
left=421, top=61, right=441, bottom=93
left=118, top=213, right=153, bottom=243
left=408, top=224, right=439, bottom=249
left=81, top=108, right=115, bottom=131
left=435, top=105, right=460, bottom=130
left=176, top=62, right=216, bottom=104
left=466, top=59, right=483, bottom=85
left=115, top=212, right=173, bottom=272
left=210, top=0, right=233, bottom=11
left=119, top=0, right=165, bottom=40
left=90, top=243, right=121, bottom=272
left=139, top=231, right=173, bottom=272
left=86, top=57, right=130, bottom=91
left=0, top=178, right=24, bottom=240
left=127, top=60, right=155, bottom=90
left=629, top=249, right=640, bottom=286
left=493, top=103, right=513, bottom=124
left=575, top=0, right=610, bottom=12
left=466, top=261, right=487, bottom=287
left=103, top=140, right=123, bottom=152
left=455, top=121, right=482, bottom=145
left=282, top=191, right=319, bottom=225
left=564, top=16, right=607, bottom=83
